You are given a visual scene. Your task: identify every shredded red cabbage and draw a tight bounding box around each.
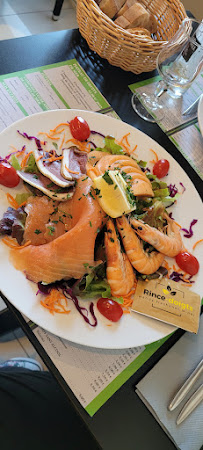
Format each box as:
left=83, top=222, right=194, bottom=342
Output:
left=168, top=212, right=175, bottom=220
left=62, top=285, right=97, bottom=327
left=141, top=167, right=150, bottom=173
left=180, top=182, right=186, bottom=193
left=181, top=219, right=198, bottom=238
left=17, top=131, right=44, bottom=151
left=37, top=281, right=97, bottom=326
left=87, top=140, right=97, bottom=149
left=167, top=183, right=178, bottom=197
left=0, top=156, right=8, bottom=163
left=90, top=130, right=105, bottom=138
left=37, top=282, right=56, bottom=295
left=5, top=145, right=26, bottom=161
left=169, top=271, right=195, bottom=283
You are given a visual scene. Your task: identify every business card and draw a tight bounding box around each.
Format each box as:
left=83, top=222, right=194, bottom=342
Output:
left=131, top=278, right=201, bottom=333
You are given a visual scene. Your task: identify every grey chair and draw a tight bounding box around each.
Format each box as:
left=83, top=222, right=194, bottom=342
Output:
left=52, top=0, right=65, bottom=20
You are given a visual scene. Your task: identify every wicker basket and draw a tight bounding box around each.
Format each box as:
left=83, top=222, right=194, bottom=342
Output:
left=76, top=0, right=187, bottom=74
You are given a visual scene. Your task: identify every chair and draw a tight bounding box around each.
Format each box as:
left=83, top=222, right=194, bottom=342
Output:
left=0, top=296, right=19, bottom=336
left=52, top=0, right=65, bottom=20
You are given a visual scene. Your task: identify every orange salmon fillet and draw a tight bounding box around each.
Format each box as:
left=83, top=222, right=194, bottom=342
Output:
left=24, top=196, right=73, bottom=245
left=10, top=178, right=106, bottom=283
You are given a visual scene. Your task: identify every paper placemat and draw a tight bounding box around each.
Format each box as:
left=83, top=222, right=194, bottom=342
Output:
left=129, top=73, right=203, bottom=180
left=24, top=317, right=172, bottom=416
left=0, top=59, right=174, bottom=416
left=0, top=58, right=118, bottom=134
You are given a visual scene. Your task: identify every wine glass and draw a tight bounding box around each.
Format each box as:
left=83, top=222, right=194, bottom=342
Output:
left=132, top=18, right=203, bottom=123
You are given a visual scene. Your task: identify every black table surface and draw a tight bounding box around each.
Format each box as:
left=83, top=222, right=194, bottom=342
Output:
left=0, top=28, right=202, bottom=450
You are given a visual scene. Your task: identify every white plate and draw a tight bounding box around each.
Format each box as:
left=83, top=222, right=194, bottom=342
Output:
left=0, top=110, right=202, bottom=349
left=198, top=94, right=203, bottom=136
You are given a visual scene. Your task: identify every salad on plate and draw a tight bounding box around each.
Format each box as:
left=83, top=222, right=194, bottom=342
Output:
left=0, top=112, right=201, bottom=331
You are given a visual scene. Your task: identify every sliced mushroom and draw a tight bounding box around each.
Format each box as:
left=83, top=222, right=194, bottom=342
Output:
left=17, top=171, right=75, bottom=201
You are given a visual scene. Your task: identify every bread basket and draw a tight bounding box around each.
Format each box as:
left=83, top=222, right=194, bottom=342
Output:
left=76, top=0, right=187, bottom=74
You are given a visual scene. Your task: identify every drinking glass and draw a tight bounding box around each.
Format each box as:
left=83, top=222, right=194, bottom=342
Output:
left=132, top=18, right=203, bottom=123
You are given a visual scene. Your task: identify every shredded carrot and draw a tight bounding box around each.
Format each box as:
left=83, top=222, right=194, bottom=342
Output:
left=2, top=237, right=31, bottom=249
left=181, top=277, right=191, bottom=284
left=1, top=237, right=19, bottom=248
left=174, top=220, right=182, bottom=228
left=149, top=149, right=158, bottom=163
left=49, top=123, right=70, bottom=133
left=119, top=284, right=137, bottom=311
left=36, top=155, right=43, bottom=162
left=122, top=133, right=130, bottom=146
left=86, top=163, right=98, bottom=180
left=18, top=200, right=28, bottom=208
left=13, top=240, right=31, bottom=249
left=172, top=264, right=182, bottom=273
left=43, top=155, right=63, bottom=163
left=106, top=324, right=112, bottom=326
left=119, top=141, right=131, bottom=154
left=123, top=298, right=133, bottom=308
left=59, top=133, right=65, bottom=150
left=193, top=239, right=203, bottom=250
left=9, top=145, right=26, bottom=157
left=21, top=151, right=33, bottom=169
left=38, top=132, right=60, bottom=140
left=50, top=128, right=64, bottom=135
left=65, top=138, right=91, bottom=153
left=117, top=133, right=138, bottom=156
left=9, top=145, right=19, bottom=153
left=6, top=193, right=19, bottom=209
left=40, top=289, right=70, bottom=315
left=65, top=164, right=79, bottom=175
left=123, top=286, right=136, bottom=298
left=132, top=144, right=138, bottom=152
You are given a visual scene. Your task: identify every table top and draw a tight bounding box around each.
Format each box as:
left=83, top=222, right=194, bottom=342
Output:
left=0, top=28, right=202, bottom=450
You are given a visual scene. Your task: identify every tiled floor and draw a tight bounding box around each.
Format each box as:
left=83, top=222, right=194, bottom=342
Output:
left=0, top=0, right=77, bottom=40
left=0, top=0, right=77, bottom=365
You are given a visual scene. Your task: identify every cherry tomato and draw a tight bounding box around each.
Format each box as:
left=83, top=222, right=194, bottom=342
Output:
left=97, top=298, right=123, bottom=322
left=175, top=251, right=199, bottom=276
left=0, top=162, right=20, bottom=188
left=153, top=159, right=170, bottom=179
left=69, top=116, right=91, bottom=141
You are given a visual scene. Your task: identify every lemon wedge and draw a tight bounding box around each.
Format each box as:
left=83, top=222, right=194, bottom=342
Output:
left=93, top=170, right=136, bottom=218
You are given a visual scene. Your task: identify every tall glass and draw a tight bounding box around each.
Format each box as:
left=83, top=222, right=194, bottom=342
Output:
left=132, top=18, right=203, bottom=123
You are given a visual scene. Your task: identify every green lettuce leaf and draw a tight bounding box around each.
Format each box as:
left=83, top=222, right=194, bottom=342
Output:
left=15, top=193, right=31, bottom=205
left=95, top=136, right=124, bottom=155
left=10, top=155, right=21, bottom=171
left=24, top=154, right=39, bottom=174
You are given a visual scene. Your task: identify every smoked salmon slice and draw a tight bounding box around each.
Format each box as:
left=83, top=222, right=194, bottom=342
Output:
left=10, top=178, right=106, bottom=283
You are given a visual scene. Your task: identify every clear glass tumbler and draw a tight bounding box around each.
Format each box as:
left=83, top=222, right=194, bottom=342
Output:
left=132, top=18, right=203, bottom=123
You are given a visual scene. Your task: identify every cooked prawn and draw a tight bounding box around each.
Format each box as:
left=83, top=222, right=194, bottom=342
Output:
left=130, top=213, right=183, bottom=257
left=95, top=154, right=154, bottom=197
left=116, top=216, right=165, bottom=275
left=105, top=218, right=136, bottom=296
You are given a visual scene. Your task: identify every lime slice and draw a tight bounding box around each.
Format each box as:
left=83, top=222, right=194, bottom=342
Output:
left=93, top=170, right=136, bottom=218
